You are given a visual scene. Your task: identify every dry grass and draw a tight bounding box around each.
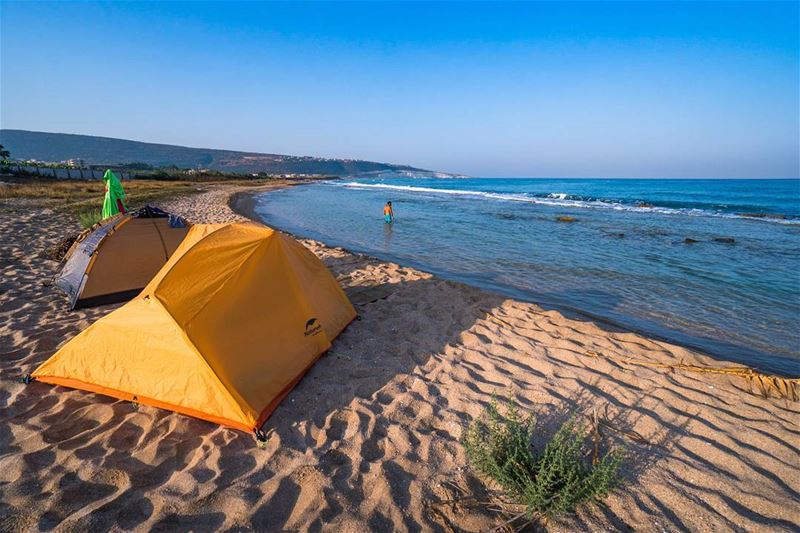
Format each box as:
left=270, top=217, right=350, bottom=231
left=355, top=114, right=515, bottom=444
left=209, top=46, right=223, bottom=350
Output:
left=76, top=209, right=103, bottom=229
left=0, top=178, right=290, bottom=218
left=0, top=179, right=198, bottom=212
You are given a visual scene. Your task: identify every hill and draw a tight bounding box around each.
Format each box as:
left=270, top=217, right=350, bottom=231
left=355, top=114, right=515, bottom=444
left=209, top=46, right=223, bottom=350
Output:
left=0, top=130, right=428, bottom=176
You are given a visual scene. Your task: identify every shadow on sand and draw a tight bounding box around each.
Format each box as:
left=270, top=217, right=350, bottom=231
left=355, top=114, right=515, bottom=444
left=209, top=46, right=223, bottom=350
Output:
left=2, top=227, right=797, bottom=532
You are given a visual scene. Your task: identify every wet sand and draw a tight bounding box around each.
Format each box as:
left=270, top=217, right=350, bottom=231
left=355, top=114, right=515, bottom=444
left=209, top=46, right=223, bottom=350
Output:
left=1, top=184, right=798, bottom=532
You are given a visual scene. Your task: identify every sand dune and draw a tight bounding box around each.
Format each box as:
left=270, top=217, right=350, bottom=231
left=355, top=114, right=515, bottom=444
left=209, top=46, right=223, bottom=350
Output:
left=1, top=185, right=798, bottom=532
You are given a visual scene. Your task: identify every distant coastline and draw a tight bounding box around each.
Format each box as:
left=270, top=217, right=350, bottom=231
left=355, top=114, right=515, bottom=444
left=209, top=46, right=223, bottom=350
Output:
left=0, top=129, right=432, bottom=177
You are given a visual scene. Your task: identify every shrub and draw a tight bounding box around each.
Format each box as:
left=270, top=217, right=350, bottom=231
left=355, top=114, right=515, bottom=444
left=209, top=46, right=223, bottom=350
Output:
left=76, top=209, right=103, bottom=229
left=462, top=394, right=623, bottom=521
left=43, top=233, right=79, bottom=261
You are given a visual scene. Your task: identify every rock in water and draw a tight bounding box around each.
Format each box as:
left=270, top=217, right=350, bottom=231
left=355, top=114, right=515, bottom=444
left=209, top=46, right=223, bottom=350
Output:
left=713, top=237, right=736, bottom=244
left=684, top=238, right=699, bottom=244
left=556, top=216, right=577, bottom=222
left=739, top=213, right=787, bottom=220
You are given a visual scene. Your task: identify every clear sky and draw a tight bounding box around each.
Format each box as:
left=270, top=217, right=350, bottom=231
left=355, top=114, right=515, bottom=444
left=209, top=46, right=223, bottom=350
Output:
left=1, top=1, right=798, bottom=178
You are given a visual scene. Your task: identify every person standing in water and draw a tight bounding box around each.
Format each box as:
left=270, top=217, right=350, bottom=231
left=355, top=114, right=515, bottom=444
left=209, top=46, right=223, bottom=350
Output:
left=383, top=201, right=394, bottom=224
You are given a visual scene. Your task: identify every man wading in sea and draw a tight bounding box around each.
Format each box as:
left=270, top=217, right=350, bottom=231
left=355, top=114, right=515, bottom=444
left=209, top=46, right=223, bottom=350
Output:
left=384, top=201, right=394, bottom=224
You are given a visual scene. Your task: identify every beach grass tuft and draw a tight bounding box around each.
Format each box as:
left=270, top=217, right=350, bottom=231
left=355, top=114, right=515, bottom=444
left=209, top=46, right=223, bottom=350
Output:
left=76, top=209, right=103, bottom=229
left=463, top=393, right=623, bottom=523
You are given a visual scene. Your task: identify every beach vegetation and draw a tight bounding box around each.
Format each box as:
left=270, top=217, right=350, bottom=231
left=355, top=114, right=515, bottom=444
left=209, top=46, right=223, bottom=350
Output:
left=0, top=178, right=196, bottom=210
left=462, top=393, right=623, bottom=524
left=76, top=209, right=103, bottom=229
left=0, top=178, right=293, bottom=207
left=0, top=178, right=286, bottom=226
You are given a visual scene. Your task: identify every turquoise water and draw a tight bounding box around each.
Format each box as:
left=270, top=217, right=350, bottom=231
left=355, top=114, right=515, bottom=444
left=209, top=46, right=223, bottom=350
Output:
left=254, top=177, right=800, bottom=375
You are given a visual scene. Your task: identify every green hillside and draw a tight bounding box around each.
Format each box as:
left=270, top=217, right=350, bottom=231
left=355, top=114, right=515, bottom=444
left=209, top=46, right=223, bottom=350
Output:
left=0, top=130, right=426, bottom=176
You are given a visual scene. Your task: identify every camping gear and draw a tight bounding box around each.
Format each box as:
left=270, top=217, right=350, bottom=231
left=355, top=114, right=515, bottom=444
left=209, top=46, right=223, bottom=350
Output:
left=33, top=222, right=357, bottom=434
left=56, top=206, right=189, bottom=309
left=102, top=169, right=127, bottom=219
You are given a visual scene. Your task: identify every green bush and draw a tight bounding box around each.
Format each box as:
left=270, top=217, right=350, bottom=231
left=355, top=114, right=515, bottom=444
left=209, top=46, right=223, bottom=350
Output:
left=462, top=394, right=623, bottom=520
left=76, top=209, right=103, bottom=229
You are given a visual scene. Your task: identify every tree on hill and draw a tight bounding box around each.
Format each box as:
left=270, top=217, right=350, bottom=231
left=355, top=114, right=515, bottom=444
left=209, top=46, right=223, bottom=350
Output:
left=0, top=144, right=9, bottom=162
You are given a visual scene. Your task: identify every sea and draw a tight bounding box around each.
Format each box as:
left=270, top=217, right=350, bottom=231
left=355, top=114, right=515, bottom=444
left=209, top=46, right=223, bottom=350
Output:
left=253, top=176, right=800, bottom=376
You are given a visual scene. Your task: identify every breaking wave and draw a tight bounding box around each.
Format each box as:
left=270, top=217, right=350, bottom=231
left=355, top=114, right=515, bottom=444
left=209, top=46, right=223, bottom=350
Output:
left=332, top=181, right=799, bottom=224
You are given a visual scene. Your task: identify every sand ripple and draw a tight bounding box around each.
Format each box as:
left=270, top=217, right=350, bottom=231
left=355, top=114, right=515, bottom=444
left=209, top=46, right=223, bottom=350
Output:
left=1, top=190, right=797, bottom=532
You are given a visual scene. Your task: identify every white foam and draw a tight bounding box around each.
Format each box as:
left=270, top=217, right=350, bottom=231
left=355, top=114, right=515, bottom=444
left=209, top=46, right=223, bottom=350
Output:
left=329, top=181, right=799, bottom=224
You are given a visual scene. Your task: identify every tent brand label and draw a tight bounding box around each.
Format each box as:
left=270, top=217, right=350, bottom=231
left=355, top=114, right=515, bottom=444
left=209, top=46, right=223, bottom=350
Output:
left=304, top=318, right=322, bottom=337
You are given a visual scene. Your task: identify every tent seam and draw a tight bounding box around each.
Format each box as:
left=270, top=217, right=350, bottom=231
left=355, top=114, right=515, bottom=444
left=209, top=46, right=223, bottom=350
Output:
left=181, top=233, right=269, bottom=326
left=154, top=225, right=273, bottom=425
left=144, top=224, right=226, bottom=298
left=149, top=217, right=170, bottom=260
left=151, top=225, right=265, bottom=322
left=179, top=235, right=274, bottom=418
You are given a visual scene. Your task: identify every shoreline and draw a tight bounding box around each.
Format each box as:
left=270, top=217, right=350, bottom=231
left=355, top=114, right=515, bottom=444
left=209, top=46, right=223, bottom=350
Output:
left=233, top=185, right=797, bottom=378
left=1, top=183, right=798, bottom=532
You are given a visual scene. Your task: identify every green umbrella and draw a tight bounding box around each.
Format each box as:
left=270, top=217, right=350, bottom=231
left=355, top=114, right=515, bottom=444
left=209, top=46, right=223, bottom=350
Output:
left=102, top=169, right=127, bottom=219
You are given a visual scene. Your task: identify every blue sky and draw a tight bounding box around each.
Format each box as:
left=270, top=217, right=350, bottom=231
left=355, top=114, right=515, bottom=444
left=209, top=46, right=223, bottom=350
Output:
left=1, top=1, right=798, bottom=177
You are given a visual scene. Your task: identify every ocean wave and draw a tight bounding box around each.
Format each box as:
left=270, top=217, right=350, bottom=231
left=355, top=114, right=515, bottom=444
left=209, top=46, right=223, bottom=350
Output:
left=547, top=192, right=570, bottom=200
left=333, top=181, right=800, bottom=224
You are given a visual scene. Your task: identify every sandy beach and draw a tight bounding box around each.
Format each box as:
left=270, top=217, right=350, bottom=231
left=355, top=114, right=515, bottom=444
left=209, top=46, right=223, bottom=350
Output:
left=1, top=183, right=798, bottom=532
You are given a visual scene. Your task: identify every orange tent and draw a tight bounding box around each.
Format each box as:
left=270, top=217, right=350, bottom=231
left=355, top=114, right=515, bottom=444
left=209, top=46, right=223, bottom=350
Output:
left=56, top=206, right=189, bottom=309
left=33, top=222, right=356, bottom=433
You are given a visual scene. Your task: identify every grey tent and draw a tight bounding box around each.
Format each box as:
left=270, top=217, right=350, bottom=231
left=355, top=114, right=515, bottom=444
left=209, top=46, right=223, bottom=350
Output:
left=56, top=206, right=189, bottom=309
